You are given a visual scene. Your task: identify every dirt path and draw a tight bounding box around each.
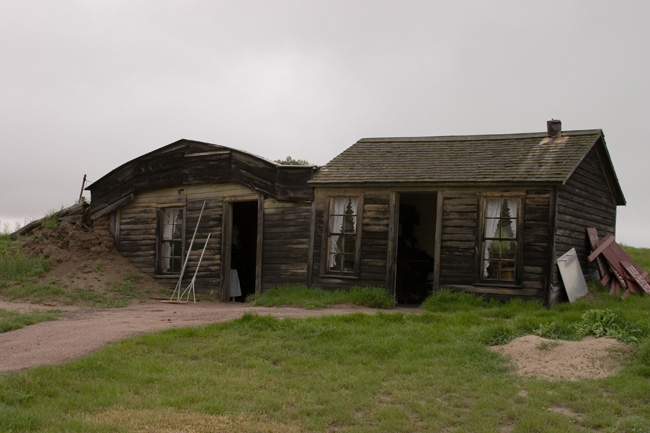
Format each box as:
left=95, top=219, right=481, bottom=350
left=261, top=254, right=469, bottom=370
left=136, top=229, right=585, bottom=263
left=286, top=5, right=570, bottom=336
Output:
left=0, top=301, right=389, bottom=373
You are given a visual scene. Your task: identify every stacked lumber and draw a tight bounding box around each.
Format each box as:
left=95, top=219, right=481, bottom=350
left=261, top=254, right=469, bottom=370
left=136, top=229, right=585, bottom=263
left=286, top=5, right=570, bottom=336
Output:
left=587, top=228, right=650, bottom=298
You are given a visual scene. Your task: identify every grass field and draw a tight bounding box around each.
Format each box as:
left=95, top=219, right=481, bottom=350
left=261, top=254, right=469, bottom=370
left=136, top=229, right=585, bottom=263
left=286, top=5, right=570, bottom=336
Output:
left=1, top=235, right=650, bottom=431
left=1, top=287, right=649, bottom=433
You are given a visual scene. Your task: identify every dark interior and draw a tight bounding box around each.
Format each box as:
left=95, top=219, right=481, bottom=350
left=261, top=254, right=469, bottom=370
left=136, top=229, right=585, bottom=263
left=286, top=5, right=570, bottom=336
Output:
left=231, top=201, right=258, bottom=301
left=396, top=193, right=437, bottom=304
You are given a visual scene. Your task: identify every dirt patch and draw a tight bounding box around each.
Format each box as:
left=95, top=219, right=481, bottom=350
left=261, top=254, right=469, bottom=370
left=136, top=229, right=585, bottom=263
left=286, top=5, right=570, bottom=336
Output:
left=491, top=335, right=634, bottom=381
left=19, top=216, right=166, bottom=300
left=92, top=408, right=304, bottom=433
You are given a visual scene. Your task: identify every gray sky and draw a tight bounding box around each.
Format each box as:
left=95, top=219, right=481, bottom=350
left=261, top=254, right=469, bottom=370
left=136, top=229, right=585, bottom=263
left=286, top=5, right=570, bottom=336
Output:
left=1, top=0, right=649, bottom=247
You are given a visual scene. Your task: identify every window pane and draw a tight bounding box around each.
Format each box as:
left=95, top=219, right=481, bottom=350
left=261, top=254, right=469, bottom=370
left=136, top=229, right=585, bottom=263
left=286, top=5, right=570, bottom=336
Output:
left=327, top=197, right=359, bottom=273
left=343, top=235, right=356, bottom=254
left=343, top=256, right=355, bottom=272
left=484, top=258, right=498, bottom=279
left=481, top=197, right=519, bottom=283
left=329, top=197, right=358, bottom=233
left=160, top=208, right=183, bottom=274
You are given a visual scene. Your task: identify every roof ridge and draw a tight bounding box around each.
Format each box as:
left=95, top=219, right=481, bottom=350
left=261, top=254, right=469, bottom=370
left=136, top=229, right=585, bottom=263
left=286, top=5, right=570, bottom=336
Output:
left=357, top=129, right=602, bottom=143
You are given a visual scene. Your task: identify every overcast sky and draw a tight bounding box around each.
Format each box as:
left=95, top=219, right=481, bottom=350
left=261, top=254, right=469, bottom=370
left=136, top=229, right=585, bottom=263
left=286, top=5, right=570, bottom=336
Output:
left=1, top=0, right=648, bottom=247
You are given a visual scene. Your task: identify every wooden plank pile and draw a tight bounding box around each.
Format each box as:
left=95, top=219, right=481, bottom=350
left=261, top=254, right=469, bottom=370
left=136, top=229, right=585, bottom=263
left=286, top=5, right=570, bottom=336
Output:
left=587, top=228, right=650, bottom=298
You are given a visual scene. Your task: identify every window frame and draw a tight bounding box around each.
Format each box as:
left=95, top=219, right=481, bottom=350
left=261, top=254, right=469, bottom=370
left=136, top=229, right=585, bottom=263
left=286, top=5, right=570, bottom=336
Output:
left=156, top=206, right=186, bottom=276
left=321, top=194, right=363, bottom=277
left=477, top=193, right=524, bottom=286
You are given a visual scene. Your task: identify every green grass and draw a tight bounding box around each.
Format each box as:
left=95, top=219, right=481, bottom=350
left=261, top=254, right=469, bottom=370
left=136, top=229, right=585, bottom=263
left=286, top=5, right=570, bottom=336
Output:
left=1, top=289, right=650, bottom=432
left=622, top=244, right=650, bottom=273
left=0, top=309, right=61, bottom=333
left=40, top=208, right=62, bottom=231
left=1, top=274, right=150, bottom=308
left=247, top=285, right=395, bottom=309
left=0, top=236, right=49, bottom=286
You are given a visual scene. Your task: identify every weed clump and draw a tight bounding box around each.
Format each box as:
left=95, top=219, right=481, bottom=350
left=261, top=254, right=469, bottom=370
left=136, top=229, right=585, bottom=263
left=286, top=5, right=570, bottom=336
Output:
left=41, top=209, right=61, bottom=230
left=421, top=288, right=491, bottom=313
left=575, top=309, right=645, bottom=344
left=481, top=325, right=517, bottom=345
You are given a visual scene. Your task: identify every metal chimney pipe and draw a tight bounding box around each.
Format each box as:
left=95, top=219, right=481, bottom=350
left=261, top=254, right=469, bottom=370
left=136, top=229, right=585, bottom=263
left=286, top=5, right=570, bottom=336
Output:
left=547, top=119, right=562, bottom=138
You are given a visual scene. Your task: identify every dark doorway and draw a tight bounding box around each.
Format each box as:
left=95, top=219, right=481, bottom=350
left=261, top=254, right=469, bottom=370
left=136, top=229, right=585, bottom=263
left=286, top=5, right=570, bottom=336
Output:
left=230, top=201, right=258, bottom=301
left=396, top=193, right=437, bottom=304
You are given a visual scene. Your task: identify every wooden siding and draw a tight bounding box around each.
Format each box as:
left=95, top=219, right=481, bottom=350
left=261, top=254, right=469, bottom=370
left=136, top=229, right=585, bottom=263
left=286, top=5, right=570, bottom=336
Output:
left=521, top=190, right=553, bottom=298
left=439, top=192, right=477, bottom=286
left=555, top=145, right=617, bottom=280
left=310, top=190, right=390, bottom=289
left=117, top=183, right=257, bottom=295
left=359, top=193, right=390, bottom=285
left=262, top=199, right=312, bottom=289
left=439, top=189, right=552, bottom=301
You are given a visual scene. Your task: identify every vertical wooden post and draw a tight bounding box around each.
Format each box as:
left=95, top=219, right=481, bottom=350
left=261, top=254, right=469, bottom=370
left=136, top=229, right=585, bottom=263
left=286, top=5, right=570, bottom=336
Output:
left=432, top=191, right=444, bottom=291
left=220, top=200, right=232, bottom=302
left=255, top=194, right=264, bottom=296
left=546, top=189, right=558, bottom=307
left=78, top=174, right=87, bottom=202
left=306, top=198, right=317, bottom=286
left=385, top=191, right=399, bottom=296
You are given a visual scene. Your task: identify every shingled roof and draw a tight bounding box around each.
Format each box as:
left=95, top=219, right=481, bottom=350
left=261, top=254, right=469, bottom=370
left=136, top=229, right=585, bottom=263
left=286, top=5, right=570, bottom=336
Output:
left=310, top=129, right=622, bottom=193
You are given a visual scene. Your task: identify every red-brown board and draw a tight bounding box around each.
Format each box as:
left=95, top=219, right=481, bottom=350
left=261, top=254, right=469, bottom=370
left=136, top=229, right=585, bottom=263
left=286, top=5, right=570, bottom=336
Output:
left=588, top=233, right=649, bottom=295
left=586, top=228, right=610, bottom=280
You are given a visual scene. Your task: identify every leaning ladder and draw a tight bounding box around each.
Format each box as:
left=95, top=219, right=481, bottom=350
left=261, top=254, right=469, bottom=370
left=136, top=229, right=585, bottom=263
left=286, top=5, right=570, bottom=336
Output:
left=165, top=200, right=206, bottom=304
left=178, top=233, right=211, bottom=303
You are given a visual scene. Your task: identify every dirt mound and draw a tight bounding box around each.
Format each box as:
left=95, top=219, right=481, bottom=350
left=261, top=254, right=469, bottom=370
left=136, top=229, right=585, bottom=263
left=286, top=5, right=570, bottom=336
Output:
left=17, top=208, right=165, bottom=299
left=491, top=335, right=634, bottom=381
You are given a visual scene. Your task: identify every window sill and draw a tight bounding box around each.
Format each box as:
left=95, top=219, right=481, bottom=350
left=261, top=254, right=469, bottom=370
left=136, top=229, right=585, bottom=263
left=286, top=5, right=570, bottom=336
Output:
left=319, top=273, right=360, bottom=280
left=474, top=282, right=522, bottom=289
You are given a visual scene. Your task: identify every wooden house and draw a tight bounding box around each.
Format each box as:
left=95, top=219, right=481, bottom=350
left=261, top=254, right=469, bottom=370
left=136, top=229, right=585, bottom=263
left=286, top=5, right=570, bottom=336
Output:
left=307, top=121, right=625, bottom=304
left=87, top=139, right=315, bottom=301
left=88, top=121, right=625, bottom=305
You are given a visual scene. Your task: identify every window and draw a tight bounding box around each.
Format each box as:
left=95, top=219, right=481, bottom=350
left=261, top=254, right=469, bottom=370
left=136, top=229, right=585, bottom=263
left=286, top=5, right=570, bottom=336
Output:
left=480, top=196, right=521, bottom=283
left=158, top=207, right=184, bottom=274
left=326, top=196, right=360, bottom=274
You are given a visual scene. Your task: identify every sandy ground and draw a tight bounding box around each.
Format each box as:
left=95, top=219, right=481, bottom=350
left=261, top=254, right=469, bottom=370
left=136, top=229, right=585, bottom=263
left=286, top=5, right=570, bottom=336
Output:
left=491, top=334, right=634, bottom=381
left=0, top=301, right=390, bottom=373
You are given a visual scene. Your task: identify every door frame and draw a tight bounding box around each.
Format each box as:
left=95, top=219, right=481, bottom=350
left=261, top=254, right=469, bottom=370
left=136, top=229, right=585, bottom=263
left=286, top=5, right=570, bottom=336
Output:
left=389, top=191, right=443, bottom=302
left=220, top=194, right=264, bottom=301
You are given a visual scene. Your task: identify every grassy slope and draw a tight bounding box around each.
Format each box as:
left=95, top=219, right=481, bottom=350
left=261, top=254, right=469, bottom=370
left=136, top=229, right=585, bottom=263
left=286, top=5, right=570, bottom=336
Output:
left=1, top=234, right=152, bottom=334
left=622, top=244, right=650, bottom=273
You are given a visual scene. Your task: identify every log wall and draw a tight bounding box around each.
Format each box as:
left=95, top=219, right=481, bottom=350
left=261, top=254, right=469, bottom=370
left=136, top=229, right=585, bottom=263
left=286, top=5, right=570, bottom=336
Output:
left=438, top=189, right=552, bottom=301
left=310, top=190, right=390, bottom=289
left=261, top=199, right=312, bottom=290
left=117, top=183, right=257, bottom=295
left=439, top=191, right=477, bottom=286
left=555, top=145, right=618, bottom=281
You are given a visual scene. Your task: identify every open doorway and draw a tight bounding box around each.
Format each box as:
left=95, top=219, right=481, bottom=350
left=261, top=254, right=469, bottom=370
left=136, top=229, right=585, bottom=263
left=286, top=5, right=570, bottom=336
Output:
left=396, top=193, right=437, bottom=304
left=229, top=201, right=258, bottom=302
